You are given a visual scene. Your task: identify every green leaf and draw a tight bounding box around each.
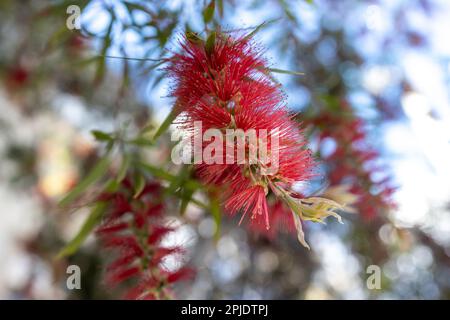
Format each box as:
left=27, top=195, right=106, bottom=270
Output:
left=243, top=19, right=280, bottom=41
left=167, top=165, right=190, bottom=194
left=279, top=0, right=296, bottom=22
left=186, top=31, right=204, bottom=45
left=94, top=16, right=114, bottom=85
left=59, top=156, right=110, bottom=207
left=140, top=123, right=155, bottom=134
left=210, top=196, right=221, bottom=241
left=169, top=165, right=202, bottom=191
left=119, top=55, right=130, bottom=94
left=133, top=173, right=146, bottom=198
left=57, top=201, right=107, bottom=258
left=139, top=163, right=175, bottom=182
left=168, top=166, right=198, bottom=214
left=152, top=107, right=181, bottom=142
left=91, top=130, right=113, bottom=142
left=104, top=55, right=164, bottom=62
left=128, top=136, right=154, bottom=146
left=171, top=187, right=208, bottom=209
left=205, top=31, right=216, bottom=55
left=202, top=0, right=215, bottom=24
left=179, top=188, right=195, bottom=215
left=72, top=56, right=102, bottom=68
left=45, top=25, right=71, bottom=52
left=104, top=178, right=120, bottom=193
left=217, top=0, right=224, bottom=17
left=266, top=68, right=305, bottom=76
left=117, top=154, right=130, bottom=183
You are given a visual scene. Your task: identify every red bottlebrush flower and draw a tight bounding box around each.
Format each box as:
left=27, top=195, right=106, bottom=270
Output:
left=97, top=179, right=192, bottom=299
left=107, top=267, right=141, bottom=286
left=108, top=193, right=132, bottom=219
left=123, top=267, right=194, bottom=300
left=96, top=222, right=128, bottom=235
left=106, top=252, right=139, bottom=272
left=150, top=247, right=183, bottom=267
left=225, top=185, right=269, bottom=227
left=103, top=236, right=143, bottom=256
left=147, top=226, right=175, bottom=245
left=166, top=32, right=326, bottom=243
left=166, top=267, right=195, bottom=284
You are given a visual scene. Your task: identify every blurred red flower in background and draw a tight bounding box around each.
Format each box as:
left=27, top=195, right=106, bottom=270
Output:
left=96, top=179, right=193, bottom=300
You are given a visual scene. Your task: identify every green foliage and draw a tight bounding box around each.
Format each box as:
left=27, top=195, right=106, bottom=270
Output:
left=59, top=156, right=110, bottom=207
left=91, top=130, right=114, bottom=142
left=57, top=201, right=108, bottom=258
left=133, top=172, right=146, bottom=198
left=205, top=31, right=216, bottom=55
left=203, top=0, right=216, bottom=25
left=210, top=196, right=222, bottom=240
left=152, top=107, right=181, bottom=142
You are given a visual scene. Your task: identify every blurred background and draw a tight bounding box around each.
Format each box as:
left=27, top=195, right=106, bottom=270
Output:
left=0, top=0, right=449, bottom=299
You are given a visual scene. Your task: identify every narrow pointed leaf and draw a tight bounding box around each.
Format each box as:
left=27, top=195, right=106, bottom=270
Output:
left=243, top=19, right=279, bottom=41
left=186, top=31, right=204, bottom=45
left=205, top=31, right=216, bottom=55
left=180, top=188, right=195, bottom=215
left=267, top=68, right=305, bottom=76
left=59, top=156, right=110, bottom=207
left=217, top=0, right=224, bottom=17
left=57, top=201, right=108, bottom=258
left=139, top=163, right=175, bottom=182
left=202, top=0, right=215, bottom=24
left=133, top=173, right=146, bottom=198
left=91, top=130, right=113, bottom=142
left=152, top=107, right=181, bottom=141
left=117, top=155, right=130, bottom=183
left=210, top=196, right=221, bottom=241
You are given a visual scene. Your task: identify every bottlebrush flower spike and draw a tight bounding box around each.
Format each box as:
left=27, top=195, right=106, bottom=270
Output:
left=166, top=30, right=342, bottom=247
left=96, top=179, right=193, bottom=299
